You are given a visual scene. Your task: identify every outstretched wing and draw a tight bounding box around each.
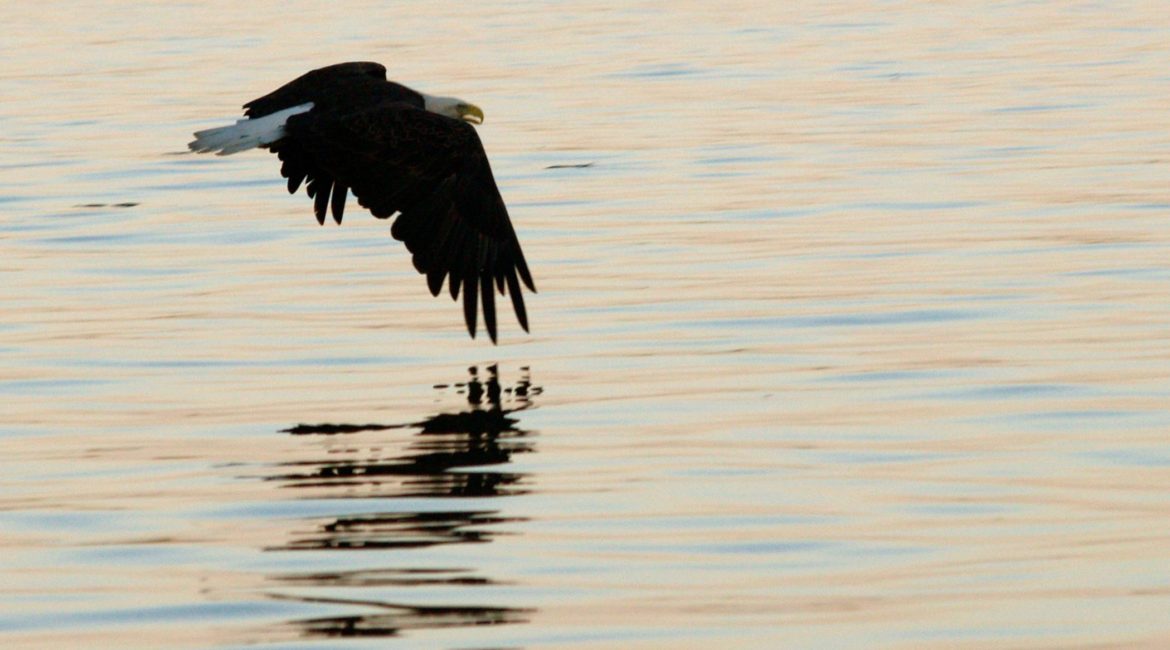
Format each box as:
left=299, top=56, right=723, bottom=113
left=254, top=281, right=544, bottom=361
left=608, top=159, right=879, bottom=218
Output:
left=242, top=62, right=388, bottom=118
left=272, top=102, right=536, bottom=343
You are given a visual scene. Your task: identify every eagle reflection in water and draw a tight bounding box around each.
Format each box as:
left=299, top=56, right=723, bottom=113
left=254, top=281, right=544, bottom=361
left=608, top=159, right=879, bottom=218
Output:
left=265, top=365, right=540, bottom=639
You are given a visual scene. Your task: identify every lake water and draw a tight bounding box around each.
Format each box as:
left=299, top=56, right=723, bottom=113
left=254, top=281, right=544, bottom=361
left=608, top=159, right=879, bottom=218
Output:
left=3, top=1, right=1169, bottom=648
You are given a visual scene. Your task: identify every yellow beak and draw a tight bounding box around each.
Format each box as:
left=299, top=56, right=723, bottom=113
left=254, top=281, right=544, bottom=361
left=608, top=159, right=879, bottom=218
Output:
left=458, top=103, right=485, bottom=125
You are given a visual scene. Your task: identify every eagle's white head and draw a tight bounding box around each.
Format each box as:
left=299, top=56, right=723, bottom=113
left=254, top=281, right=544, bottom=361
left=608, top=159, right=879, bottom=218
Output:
left=421, top=93, right=484, bottom=125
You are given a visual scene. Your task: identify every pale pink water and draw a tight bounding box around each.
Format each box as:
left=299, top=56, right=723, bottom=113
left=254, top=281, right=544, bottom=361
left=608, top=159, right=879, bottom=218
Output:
left=2, top=1, right=1169, bottom=648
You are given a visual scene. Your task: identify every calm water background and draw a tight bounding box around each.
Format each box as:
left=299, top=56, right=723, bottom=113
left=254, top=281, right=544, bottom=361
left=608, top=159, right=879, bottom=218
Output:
left=3, top=1, right=1169, bottom=648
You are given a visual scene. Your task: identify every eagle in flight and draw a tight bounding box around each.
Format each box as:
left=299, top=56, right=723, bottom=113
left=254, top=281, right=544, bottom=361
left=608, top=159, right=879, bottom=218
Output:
left=189, top=62, right=535, bottom=343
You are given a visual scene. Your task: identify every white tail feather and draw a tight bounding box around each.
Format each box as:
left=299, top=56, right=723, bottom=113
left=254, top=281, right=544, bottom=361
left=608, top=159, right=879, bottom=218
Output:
left=188, top=102, right=314, bottom=156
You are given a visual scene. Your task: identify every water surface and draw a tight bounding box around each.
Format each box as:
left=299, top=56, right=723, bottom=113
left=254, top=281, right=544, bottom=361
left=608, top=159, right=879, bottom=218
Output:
left=2, top=1, right=1170, bottom=648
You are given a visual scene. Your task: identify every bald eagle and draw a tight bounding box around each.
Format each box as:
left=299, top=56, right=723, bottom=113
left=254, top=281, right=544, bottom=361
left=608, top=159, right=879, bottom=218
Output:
left=188, top=62, right=535, bottom=343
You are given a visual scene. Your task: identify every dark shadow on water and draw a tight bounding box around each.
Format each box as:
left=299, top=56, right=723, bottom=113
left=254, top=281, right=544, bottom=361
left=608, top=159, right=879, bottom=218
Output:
left=264, top=365, right=540, bottom=640
left=268, top=593, right=528, bottom=639
left=273, top=509, right=522, bottom=551
left=270, top=366, right=536, bottom=501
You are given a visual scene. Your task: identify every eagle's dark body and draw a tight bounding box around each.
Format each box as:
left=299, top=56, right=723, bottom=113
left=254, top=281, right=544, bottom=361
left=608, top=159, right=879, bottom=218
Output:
left=190, top=62, right=534, bottom=343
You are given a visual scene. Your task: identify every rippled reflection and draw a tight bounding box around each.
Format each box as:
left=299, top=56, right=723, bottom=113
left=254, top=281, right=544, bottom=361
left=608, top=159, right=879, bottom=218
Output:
left=269, top=592, right=530, bottom=639
left=265, top=366, right=539, bottom=639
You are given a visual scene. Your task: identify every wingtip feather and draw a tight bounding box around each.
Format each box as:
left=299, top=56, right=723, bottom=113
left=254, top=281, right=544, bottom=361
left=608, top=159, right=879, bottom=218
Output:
left=482, top=273, right=498, bottom=344
left=331, top=184, right=347, bottom=225
left=516, top=255, right=536, bottom=293
left=506, top=270, right=529, bottom=332
left=463, top=275, right=478, bottom=339
left=426, top=270, right=445, bottom=297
